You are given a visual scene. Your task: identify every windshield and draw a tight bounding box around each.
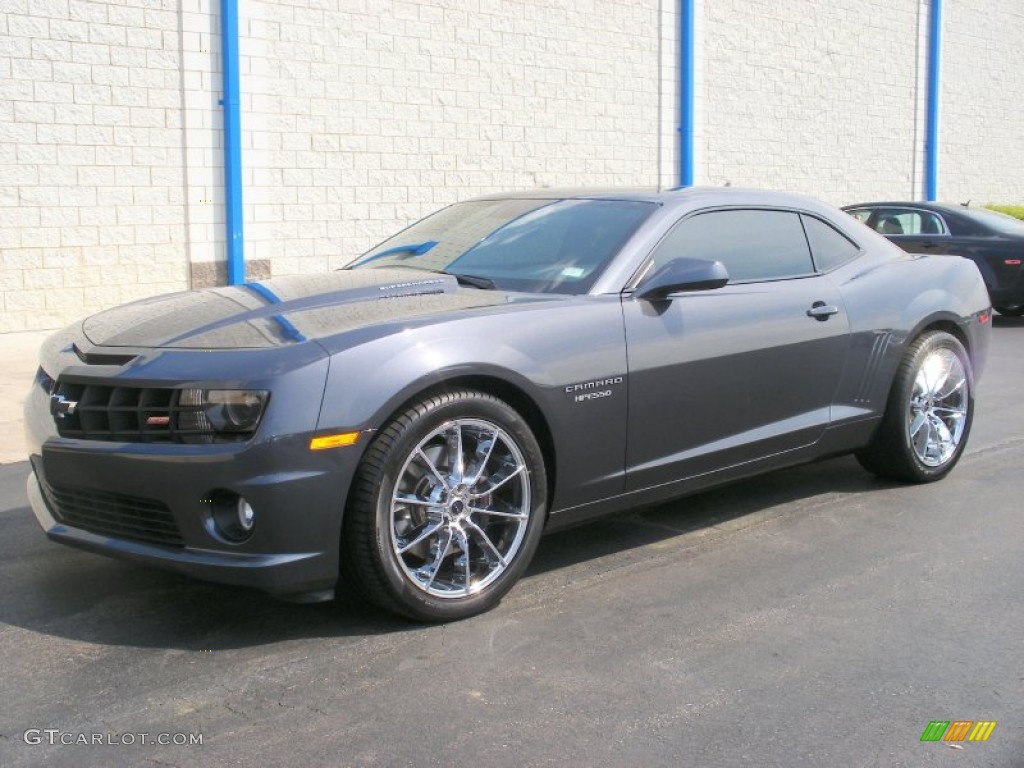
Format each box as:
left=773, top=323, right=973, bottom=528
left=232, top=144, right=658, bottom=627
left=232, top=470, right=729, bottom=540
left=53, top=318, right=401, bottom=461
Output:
left=346, top=198, right=656, bottom=294
left=958, top=207, right=1024, bottom=235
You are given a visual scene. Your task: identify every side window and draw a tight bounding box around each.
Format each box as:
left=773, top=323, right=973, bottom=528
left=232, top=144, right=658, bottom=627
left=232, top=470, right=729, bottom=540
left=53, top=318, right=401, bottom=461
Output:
left=801, top=215, right=860, bottom=272
left=874, top=209, right=908, bottom=235
left=917, top=212, right=947, bottom=235
left=650, top=209, right=814, bottom=282
left=872, top=209, right=947, bottom=236
left=846, top=208, right=872, bottom=223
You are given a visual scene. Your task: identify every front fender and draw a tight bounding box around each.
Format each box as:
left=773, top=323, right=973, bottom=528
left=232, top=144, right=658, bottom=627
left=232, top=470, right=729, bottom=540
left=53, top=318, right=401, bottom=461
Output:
left=315, top=298, right=630, bottom=511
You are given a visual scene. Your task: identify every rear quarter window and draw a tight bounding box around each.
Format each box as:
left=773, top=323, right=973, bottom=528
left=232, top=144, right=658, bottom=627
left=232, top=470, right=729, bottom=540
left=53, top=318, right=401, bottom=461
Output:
left=801, top=215, right=861, bottom=272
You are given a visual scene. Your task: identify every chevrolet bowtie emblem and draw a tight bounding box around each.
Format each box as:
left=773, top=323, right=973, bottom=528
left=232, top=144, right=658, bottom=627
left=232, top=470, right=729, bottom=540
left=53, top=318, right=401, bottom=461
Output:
left=50, top=393, right=78, bottom=419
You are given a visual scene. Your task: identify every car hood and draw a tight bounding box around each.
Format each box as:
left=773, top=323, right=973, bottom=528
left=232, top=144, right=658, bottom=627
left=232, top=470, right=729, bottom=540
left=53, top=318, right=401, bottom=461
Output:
left=82, top=269, right=546, bottom=349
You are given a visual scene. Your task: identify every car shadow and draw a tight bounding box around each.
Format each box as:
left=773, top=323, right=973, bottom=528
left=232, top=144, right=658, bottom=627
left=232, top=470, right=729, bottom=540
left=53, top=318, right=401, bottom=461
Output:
left=0, top=455, right=893, bottom=651
left=992, top=313, right=1024, bottom=328
left=529, top=454, right=886, bottom=576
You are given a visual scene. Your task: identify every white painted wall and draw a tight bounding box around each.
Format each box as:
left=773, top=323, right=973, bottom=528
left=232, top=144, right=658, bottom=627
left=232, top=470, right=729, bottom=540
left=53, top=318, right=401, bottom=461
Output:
left=1, top=0, right=1021, bottom=332
left=2, top=0, right=190, bottom=332
left=238, top=0, right=664, bottom=277
left=940, top=0, right=1024, bottom=204
left=698, top=0, right=927, bottom=204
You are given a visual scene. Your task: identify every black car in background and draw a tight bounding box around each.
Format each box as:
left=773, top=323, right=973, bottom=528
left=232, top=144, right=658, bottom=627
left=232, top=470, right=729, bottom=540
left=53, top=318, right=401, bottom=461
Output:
left=843, top=202, right=1024, bottom=316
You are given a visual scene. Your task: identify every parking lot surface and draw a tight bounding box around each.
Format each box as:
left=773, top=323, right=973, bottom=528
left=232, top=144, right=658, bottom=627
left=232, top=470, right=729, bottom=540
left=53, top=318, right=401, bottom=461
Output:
left=1, top=317, right=1022, bottom=767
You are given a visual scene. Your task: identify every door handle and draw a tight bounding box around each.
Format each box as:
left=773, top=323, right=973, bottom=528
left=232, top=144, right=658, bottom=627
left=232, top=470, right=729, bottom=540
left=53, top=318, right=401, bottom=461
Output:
left=807, top=302, right=839, bottom=321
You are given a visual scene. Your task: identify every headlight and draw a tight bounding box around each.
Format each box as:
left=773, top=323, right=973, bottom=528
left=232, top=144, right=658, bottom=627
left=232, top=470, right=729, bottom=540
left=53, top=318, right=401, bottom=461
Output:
left=178, top=389, right=269, bottom=436
left=206, top=389, right=266, bottom=432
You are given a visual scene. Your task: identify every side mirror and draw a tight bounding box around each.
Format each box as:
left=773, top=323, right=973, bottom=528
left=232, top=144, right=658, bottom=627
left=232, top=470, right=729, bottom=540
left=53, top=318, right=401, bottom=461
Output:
left=634, top=258, right=729, bottom=300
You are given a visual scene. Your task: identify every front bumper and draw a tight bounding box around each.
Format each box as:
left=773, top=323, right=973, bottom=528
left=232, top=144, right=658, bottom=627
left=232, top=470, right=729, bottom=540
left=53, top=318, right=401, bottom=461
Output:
left=26, top=468, right=339, bottom=600
left=24, top=340, right=362, bottom=601
left=26, top=439, right=356, bottom=600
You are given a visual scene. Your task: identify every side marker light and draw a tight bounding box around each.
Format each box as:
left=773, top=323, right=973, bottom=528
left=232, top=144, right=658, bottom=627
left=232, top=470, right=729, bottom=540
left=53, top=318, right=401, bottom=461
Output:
left=310, top=432, right=360, bottom=450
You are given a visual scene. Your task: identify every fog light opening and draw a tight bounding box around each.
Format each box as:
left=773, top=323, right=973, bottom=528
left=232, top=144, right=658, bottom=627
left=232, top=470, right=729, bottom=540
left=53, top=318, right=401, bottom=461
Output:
left=237, top=498, right=255, bottom=532
left=207, top=490, right=255, bottom=543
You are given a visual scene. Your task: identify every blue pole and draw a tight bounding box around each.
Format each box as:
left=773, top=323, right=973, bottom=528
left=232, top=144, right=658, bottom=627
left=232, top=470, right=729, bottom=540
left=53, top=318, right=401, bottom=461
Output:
left=220, top=0, right=245, bottom=284
left=924, top=0, right=942, bottom=201
left=679, top=0, right=695, bottom=187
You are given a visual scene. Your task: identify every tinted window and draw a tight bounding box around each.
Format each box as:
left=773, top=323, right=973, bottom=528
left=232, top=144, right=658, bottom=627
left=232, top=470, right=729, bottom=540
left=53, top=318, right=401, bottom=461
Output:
left=871, top=208, right=947, bottom=236
left=801, top=215, right=860, bottom=271
left=651, top=209, right=814, bottom=282
left=846, top=208, right=872, bottom=223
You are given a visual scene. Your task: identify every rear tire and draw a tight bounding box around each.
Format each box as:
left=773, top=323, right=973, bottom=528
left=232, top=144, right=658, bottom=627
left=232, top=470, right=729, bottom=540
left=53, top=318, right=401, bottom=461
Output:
left=856, top=330, right=973, bottom=483
left=343, top=389, right=547, bottom=621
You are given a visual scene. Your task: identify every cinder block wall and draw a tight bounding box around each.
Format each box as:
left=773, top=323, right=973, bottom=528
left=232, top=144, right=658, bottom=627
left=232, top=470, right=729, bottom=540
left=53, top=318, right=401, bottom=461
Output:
left=238, top=0, right=667, bottom=277
left=2, top=0, right=190, bottom=332
left=2, top=0, right=1022, bottom=332
left=698, top=1, right=925, bottom=202
left=940, top=0, right=1024, bottom=205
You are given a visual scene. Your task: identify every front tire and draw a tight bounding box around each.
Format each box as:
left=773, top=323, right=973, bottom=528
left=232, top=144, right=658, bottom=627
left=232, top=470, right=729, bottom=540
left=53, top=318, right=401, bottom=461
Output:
left=856, top=330, right=974, bottom=483
left=343, top=389, right=547, bottom=621
left=994, top=305, right=1024, bottom=317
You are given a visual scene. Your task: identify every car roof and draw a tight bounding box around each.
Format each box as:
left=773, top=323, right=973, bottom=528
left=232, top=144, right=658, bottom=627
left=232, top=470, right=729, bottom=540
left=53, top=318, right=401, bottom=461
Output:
left=468, top=186, right=844, bottom=217
left=842, top=201, right=972, bottom=215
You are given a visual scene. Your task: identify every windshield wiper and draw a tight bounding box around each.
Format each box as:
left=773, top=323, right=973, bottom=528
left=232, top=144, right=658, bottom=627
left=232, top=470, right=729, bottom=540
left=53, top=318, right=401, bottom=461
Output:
left=444, top=272, right=498, bottom=290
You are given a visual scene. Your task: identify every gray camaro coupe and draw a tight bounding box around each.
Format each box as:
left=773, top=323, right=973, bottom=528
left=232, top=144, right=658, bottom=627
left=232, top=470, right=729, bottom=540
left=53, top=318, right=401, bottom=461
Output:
left=26, top=187, right=992, bottom=621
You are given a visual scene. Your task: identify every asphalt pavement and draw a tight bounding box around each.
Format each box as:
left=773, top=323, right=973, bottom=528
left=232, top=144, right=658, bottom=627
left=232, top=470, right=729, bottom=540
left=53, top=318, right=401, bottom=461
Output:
left=1, top=318, right=1022, bottom=767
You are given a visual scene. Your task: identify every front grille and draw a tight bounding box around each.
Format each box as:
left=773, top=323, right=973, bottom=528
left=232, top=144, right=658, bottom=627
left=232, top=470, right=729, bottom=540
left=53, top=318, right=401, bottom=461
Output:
left=40, top=479, right=184, bottom=548
left=51, top=382, right=248, bottom=444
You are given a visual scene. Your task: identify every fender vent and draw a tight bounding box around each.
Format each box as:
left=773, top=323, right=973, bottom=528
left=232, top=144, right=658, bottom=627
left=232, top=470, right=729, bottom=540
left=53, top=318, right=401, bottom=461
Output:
left=854, top=331, right=892, bottom=404
left=73, top=344, right=137, bottom=367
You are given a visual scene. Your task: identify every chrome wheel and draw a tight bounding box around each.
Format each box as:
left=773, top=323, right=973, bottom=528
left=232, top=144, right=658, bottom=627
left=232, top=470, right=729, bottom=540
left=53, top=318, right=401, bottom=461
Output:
left=907, top=347, right=968, bottom=467
left=390, top=418, right=530, bottom=599
left=857, top=330, right=974, bottom=484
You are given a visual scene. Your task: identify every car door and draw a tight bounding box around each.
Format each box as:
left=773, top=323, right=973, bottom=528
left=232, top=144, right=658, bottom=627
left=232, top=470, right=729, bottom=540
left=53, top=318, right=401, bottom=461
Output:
left=622, top=208, right=851, bottom=492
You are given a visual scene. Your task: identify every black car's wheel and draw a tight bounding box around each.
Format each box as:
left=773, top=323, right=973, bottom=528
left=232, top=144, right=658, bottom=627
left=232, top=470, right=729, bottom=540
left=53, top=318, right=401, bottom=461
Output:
left=994, top=305, right=1024, bottom=317
left=343, top=389, right=547, bottom=621
left=856, top=330, right=973, bottom=483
